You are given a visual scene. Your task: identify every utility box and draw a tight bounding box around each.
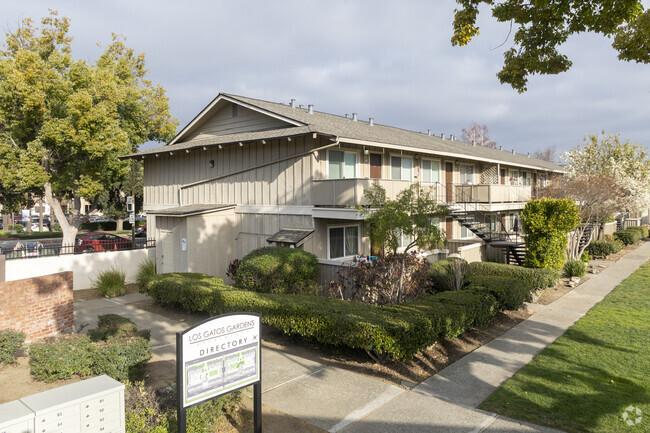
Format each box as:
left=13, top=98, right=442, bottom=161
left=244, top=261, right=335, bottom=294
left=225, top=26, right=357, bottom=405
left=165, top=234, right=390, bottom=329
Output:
left=0, top=375, right=125, bottom=433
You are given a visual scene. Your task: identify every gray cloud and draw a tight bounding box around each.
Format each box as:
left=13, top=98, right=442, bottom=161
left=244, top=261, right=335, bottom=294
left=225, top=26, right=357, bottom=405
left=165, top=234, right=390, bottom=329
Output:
left=3, top=0, right=648, bottom=155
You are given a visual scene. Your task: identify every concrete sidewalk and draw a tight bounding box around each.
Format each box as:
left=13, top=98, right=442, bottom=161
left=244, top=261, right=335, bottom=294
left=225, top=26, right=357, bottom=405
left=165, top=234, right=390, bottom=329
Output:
left=74, top=241, right=650, bottom=433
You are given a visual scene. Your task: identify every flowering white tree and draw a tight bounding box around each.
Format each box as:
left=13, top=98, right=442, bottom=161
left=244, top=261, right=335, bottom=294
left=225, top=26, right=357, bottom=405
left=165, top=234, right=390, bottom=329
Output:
left=562, top=133, right=650, bottom=214
left=461, top=122, right=497, bottom=148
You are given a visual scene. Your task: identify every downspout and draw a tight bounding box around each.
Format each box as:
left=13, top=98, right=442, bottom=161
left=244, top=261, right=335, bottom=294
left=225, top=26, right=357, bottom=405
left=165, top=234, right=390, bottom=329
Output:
left=178, top=136, right=340, bottom=206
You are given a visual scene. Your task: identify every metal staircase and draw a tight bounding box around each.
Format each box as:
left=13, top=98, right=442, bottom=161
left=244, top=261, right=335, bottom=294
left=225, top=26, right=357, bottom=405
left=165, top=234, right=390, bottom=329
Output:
left=440, top=183, right=527, bottom=266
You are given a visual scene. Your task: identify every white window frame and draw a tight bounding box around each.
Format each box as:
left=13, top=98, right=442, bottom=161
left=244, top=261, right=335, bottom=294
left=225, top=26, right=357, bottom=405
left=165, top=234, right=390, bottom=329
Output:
left=327, top=149, right=359, bottom=179
left=522, top=171, right=531, bottom=186
left=421, top=158, right=441, bottom=184
left=509, top=169, right=520, bottom=185
left=459, top=163, right=475, bottom=185
left=460, top=223, right=475, bottom=239
left=327, top=224, right=361, bottom=259
left=390, top=155, right=414, bottom=181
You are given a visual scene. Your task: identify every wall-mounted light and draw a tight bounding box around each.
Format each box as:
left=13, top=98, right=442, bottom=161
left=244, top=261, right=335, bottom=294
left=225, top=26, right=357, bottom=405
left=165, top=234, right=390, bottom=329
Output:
left=209, top=160, right=215, bottom=168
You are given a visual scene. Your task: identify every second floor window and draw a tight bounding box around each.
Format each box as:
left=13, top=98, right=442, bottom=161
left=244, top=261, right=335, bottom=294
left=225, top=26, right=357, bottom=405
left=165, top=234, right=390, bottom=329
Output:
left=421, top=159, right=441, bottom=184
left=509, top=170, right=519, bottom=185
left=391, top=156, right=413, bottom=181
left=460, top=164, right=474, bottom=185
left=328, top=150, right=357, bottom=179
left=522, top=171, right=531, bottom=186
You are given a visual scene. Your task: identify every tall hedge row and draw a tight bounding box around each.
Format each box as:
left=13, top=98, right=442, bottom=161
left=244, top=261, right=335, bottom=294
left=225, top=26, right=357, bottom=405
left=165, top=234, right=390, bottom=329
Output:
left=145, top=272, right=533, bottom=360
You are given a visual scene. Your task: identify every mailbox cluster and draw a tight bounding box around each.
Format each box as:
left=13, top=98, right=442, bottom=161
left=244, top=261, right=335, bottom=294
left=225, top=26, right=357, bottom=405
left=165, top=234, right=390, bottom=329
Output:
left=0, top=375, right=124, bottom=433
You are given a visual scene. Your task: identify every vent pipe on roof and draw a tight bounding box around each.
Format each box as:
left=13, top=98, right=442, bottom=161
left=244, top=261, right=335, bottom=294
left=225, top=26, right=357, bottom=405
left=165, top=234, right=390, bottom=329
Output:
left=352, top=113, right=358, bottom=122
left=345, top=114, right=349, bottom=118
left=308, top=104, right=314, bottom=114
left=427, top=129, right=431, bottom=136
left=499, top=145, right=503, bottom=150
left=472, top=140, right=476, bottom=146
left=527, top=152, right=530, bottom=157
left=290, top=98, right=296, bottom=108
left=369, top=117, right=374, bottom=126
left=441, top=133, right=446, bottom=140
left=512, top=149, right=516, bottom=154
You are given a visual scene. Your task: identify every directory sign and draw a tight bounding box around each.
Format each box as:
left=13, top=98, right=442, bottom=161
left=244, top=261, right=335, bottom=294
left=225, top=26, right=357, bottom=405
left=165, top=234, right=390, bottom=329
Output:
left=177, top=313, right=261, bottom=408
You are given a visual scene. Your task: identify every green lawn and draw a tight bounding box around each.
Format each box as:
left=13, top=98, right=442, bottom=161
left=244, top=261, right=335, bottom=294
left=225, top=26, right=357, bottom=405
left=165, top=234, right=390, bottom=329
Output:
left=479, top=261, right=650, bottom=433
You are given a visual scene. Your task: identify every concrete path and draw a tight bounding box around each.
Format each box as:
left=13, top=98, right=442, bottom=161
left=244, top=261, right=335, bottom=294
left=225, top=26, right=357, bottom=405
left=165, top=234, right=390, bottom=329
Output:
left=74, top=241, right=650, bottom=433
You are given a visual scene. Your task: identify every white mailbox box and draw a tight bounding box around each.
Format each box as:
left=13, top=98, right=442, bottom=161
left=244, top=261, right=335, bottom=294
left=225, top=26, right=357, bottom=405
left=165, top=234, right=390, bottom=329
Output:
left=0, top=400, right=34, bottom=433
left=20, top=375, right=124, bottom=433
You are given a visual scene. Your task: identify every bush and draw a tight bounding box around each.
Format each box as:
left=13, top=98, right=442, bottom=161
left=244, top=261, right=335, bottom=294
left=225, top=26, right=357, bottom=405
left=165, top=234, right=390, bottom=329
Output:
left=136, top=259, right=157, bottom=293
left=235, top=247, right=319, bottom=295
left=81, top=221, right=118, bottom=231
left=589, top=238, right=623, bottom=257
left=226, top=258, right=241, bottom=280
left=329, top=254, right=430, bottom=305
left=428, top=258, right=469, bottom=292
left=580, top=251, right=590, bottom=263
left=124, top=382, right=240, bottom=433
left=0, top=329, right=26, bottom=365
left=147, top=273, right=500, bottom=360
left=626, top=225, right=649, bottom=238
left=29, top=317, right=151, bottom=383
left=93, top=267, right=126, bottom=298
left=466, top=276, right=531, bottom=310
left=563, top=259, right=587, bottom=278
left=614, top=229, right=642, bottom=246
left=466, top=262, right=558, bottom=290
left=10, top=224, right=24, bottom=233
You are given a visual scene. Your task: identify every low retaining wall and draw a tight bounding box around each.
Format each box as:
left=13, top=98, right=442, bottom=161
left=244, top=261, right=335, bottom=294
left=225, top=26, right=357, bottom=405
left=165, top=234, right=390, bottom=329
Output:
left=0, top=271, right=73, bottom=341
left=4, top=248, right=155, bottom=290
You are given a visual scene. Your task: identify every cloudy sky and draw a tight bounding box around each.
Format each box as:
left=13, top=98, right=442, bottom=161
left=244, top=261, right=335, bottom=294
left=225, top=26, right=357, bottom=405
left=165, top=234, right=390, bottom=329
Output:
left=3, top=1, right=648, bottom=159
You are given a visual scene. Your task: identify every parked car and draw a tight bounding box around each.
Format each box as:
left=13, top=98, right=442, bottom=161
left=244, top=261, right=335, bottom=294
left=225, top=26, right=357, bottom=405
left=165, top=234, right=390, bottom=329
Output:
left=134, top=225, right=147, bottom=238
left=75, top=231, right=131, bottom=253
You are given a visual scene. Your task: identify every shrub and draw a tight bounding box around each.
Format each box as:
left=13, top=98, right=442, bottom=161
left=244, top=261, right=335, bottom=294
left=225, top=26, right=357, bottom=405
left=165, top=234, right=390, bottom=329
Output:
left=0, top=329, right=26, bottom=365
left=329, top=254, right=430, bottom=305
left=136, top=259, right=157, bottom=293
left=29, top=318, right=151, bottom=383
left=580, top=251, right=590, bottom=263
left=10, top=224, right=24, bottom=233
left=521, top=198, right=581, bottom=270
left=466, top=276, right=531, bottom=310
left=147, top=273, right=500, bottom=360
left=94, top=267, right=126, bottom=298
left=466, top=262, right=558, bottom=290
left=563, top=259, right=587, bottom=278
left=614, top=229, right=642, bottom=246
left=235, top=246, right=319, bottom=295
left=589, top=239, right=623, bottom=257
left=428, top=257, right=469, bottom=292
left=226, top=258, right=241, bottom=280
left=626, top=225, right=649, bottom=238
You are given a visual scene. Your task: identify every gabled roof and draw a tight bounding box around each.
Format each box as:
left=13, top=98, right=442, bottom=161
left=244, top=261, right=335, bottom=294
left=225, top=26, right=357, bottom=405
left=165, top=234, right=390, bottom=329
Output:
left=127, top=92, right=563, bottom=172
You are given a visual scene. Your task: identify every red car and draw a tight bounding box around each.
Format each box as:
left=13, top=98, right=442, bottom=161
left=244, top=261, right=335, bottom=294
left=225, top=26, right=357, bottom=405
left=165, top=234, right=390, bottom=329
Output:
left=75, top=232, right=132, bottom=253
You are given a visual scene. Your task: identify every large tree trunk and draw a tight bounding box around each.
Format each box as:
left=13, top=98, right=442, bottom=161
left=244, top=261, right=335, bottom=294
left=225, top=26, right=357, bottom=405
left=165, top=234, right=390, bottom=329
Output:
left=115, top=218, right=125, bottom=231
left=44, top=182, right=82, bottom=251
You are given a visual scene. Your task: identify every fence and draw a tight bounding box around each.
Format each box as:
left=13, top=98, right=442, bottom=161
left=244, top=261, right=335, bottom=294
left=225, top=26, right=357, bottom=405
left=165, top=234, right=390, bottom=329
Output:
left=1, top=238, right=154, bottom=260
left=3, top=247, right=156, bottom=291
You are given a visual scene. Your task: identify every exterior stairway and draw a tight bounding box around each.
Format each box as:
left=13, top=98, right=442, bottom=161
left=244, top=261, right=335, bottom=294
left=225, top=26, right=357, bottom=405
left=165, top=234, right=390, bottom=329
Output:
left=443, top=203, right=527, bottom=266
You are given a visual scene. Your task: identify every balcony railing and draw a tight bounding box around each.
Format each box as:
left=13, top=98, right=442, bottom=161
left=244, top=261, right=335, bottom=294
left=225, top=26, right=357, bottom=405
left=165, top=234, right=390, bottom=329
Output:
left=451, top=184, right=531, bottom=203
left=312, top=179, right=443, bottom=206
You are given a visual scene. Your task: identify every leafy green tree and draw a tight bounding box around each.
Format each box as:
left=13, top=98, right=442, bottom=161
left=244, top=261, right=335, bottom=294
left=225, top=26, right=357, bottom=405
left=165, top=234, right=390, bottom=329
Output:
left=522, top=198, right=581, bottom=271
left=452, top=1, right=649, bottom=92
left=361, top=183, right=448, bottom=303
left=0, top=11, right=177, bottom=246
left=97, top=161, right=143, bottom=230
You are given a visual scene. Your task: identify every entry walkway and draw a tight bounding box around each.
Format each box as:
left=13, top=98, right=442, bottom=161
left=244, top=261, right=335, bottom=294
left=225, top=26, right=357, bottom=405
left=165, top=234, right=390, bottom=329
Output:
left=74, top=241, right=650, bottom=433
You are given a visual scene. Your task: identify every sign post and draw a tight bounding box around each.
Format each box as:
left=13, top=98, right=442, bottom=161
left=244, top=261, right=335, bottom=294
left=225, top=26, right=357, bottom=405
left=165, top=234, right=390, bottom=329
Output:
left=177, top=313, right=262, bottom=433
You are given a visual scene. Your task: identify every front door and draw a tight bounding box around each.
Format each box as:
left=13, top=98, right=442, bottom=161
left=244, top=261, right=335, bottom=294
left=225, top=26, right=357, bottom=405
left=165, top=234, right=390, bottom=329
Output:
left=370, top=154, right=382, bottom=179
left=445, top=162, right=454, bottom=202
left=159, top=229, right=175, bottom=274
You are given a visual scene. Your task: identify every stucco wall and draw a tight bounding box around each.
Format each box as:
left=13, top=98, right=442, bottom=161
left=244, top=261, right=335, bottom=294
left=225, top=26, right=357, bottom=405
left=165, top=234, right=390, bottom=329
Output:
left=4, top=248, right=155, bottom=291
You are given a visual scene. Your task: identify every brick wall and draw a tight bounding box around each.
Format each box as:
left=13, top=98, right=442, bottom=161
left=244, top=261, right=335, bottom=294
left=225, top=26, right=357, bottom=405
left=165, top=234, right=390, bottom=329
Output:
left=0, top=272, right=73, bottom=342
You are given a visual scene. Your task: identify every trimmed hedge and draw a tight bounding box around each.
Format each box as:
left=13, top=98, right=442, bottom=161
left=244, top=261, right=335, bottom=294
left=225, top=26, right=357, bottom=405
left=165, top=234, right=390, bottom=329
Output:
left=235, top=246, right=319, bottom=295
left=466, top=276, right=532, bottom=310
left=0, top=329, right=26, bottom=365
left=466, top=262, right=558, bottom=290
left=428, top=257, right=468, bottom=292
left=147, top=273, right=500, bottom=360
left=588, top=238, right=623, bottom=257
left=614, top=227, right=645, bottom=245
left=627, top=225, right=649, bottom=238
left=29, top=316, right=151, bottom=382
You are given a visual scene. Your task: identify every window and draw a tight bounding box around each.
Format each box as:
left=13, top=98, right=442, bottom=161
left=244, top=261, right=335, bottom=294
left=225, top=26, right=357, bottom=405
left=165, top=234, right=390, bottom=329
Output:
left=540, top=173, right=548, bottom=187
left=459, top=164, right=474, bottom=185
left=398, top=231, right=413, bottom=249
left=460, top=224, right=473, bottom=239
left=328, top=150, right=358, bottom=179
left=390, top=156, right=413, bottom=181
left=328, top=225, right=359, bottom=259
left=509, top=170, right=519, bottom=185
left=421, top=159, right=441, bottom=184
left=522, top=171, right=531, bottom=186
left=487, top=214, right=498, bottom=232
